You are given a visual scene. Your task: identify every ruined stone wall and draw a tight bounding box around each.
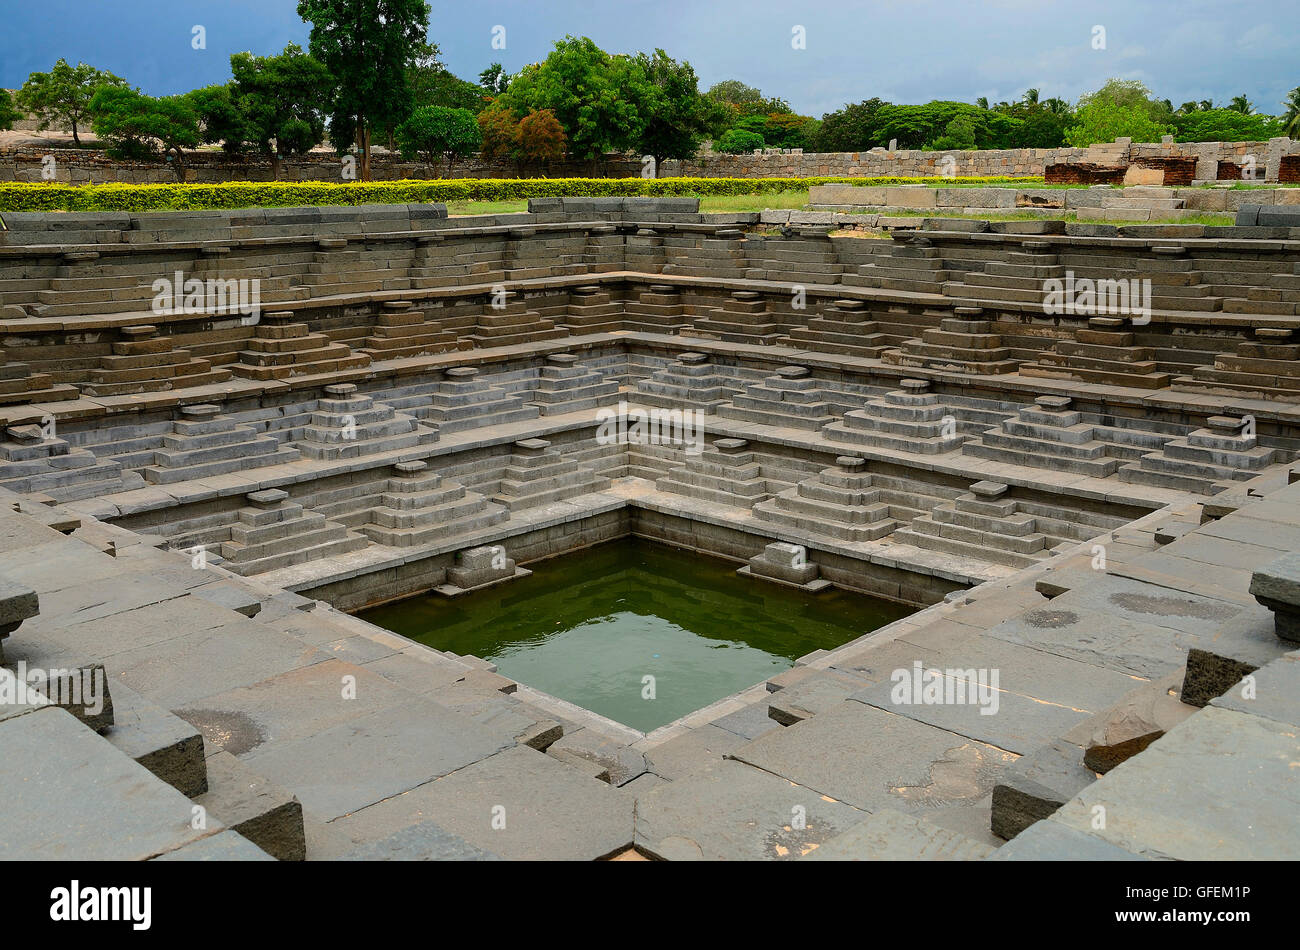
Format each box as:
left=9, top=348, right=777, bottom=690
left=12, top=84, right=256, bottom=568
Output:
left=4, top=137, right=1298, bottom=185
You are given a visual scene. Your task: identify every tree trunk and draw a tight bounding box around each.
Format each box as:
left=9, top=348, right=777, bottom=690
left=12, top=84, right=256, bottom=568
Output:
left=270, top=150, right=282, bottom=182
left=71, top=122, right=80, bottom=147
left=361, top=123, right=372, bottom=182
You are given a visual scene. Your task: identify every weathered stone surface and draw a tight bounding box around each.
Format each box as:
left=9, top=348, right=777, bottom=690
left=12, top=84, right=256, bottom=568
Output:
left=803, top=807, right=994, bottom=860
left=635, top=759, right=864, bottom=860
left=990, top=739, right=1095, bottom=840
left=987, top=819, right=1147, bottom=860
left=339, top=820, right=500, bottom=861
left=1082, top=672, right=1196, bottom=773
left=1052, top=706, right=1300, bottom=860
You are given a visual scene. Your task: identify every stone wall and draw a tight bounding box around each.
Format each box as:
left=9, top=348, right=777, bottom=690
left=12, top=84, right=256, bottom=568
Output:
left=4, top=136, right=1298, bottom=185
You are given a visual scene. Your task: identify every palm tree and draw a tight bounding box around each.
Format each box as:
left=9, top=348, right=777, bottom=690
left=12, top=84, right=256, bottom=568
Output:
left=975, top=96, right=989, bottom=110
left=1022, top=88, right=1040, bottom=107
left=1229, top=94, right=1254, bottom=114
left=1042, top=97, right=1070, bottom=116
left=1177, top=101, right=1199, bottom=116
left=1282, top=86, right=1300, bottom=136
left=1199, top=99, right=1213, bottom=111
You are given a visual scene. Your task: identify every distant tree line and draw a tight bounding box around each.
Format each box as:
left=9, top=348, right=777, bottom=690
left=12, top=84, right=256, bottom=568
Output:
left=3, top=6, right=1298, bottom=181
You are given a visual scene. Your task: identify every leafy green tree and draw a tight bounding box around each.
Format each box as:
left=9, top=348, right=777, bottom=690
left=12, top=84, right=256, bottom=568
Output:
left=715, top=128, right=765, bottom=154
left=297, top=0, right=431, bottom=180
left=0, top=89, right=21, bottom=131
left=1228, top=94, right=1254, bottom=114
left=1065, top=79, right=1172, bottom=146
left=705, top=80, right=790, bottom=118
left=479, top=63, right=509, bottom=96
left=1283, top=87, right=1300, bottom=137
left=930, top=114, right=977, bottom=149
left=496, top=36, right=646, bottom=165
left=813, top=98, right=891, bottom=151
left=410, top=63, right=490, bottom=114
left=633, top=49, right=713, bottom=172
left=396, top=105, right=480, bottom=173
left=1173, top=108, right=1282, bottom=142
left=89, top=87, right=200, bottom=177
left=230, top=44, right=333, bottom=179
left=186, top=83, right=247, bottom=153
left=17, top=58, right=128, bottom=145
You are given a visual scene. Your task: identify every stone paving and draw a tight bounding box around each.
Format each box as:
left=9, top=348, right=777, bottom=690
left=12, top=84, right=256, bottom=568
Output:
left=0, top=199, right=1296, bottom=860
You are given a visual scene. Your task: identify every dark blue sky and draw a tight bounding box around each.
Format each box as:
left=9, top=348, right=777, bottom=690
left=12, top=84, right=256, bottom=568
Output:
left=4, top=0, right=1298, bottom=117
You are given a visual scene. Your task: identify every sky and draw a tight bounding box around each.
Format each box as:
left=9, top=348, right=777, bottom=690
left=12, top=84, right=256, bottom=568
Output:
left=2, top=0, right=1298, bottom=117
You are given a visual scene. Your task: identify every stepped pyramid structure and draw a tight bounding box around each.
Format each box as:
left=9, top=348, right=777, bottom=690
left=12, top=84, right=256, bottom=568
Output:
left=296, top=384, right=436, bottom=461
left=715, top=365, right=837, bottom=431
left=624, top=228, right=667, bottom=273
left=882, top=307, right=1018, bottom=375
left=632, top=352, right=733, bottom=412
left=0, top=350, right=77, bottom=404
left=360, top=300, right=462, bottom=360
left=407, top=233, right=506, bottom=288
left=218, top=488, right=367, bottom=576
left=82, top=325, right=233, bottom=396
left=685, top=291, right=783, bottom=345
left=1174, top=327, right=1300, bottom=401
left=467, top=291, right=568, bottom=348
left=893, top=480, right=1061, bottom=569
left=232, top=311, right=371, bottom=380
left=0, top=424, right=129, bottom=500
left=562, top=285, right=623, bottom=334
left=399, top=366, right=540, bottom=434
left=655, top=437, right=771, bottom=508
left=824, top=379, right=967, bottom=455
left=1021, top=316, right=1171, bottom=388
left=491, top=438, right=611, bottom=511
left=1119, top=415, right=1279, bottom=495
left=582, top=225, right=624, bottom=274
left=529, top=354, right=620, bottom=416
left=503, top=227, right=588, bottom=280
left=661, top=229, right=748, bottom=278
left=843, top=235, right=952, bottom=293
left=743, top=227, right=843, bottom=284
left=783, top=299, right=890, bottom=358
left=940, top=239, right=1067, bottom=303
left=139, top=404, right=300, bottom=484
left=962, top=396, right=1120, bottom=477
left=623, top=284, right=690, bottom=334
left=752, top=456, right=897, bottom=541
left=358, top=461, right=507, bottom=548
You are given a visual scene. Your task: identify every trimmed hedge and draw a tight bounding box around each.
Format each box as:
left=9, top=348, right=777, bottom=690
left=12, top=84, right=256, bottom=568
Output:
left=0, top=176, right=1045, bottom=213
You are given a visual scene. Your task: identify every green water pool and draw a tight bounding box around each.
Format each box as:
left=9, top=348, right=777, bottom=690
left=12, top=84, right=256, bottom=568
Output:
left=357, top=538, right=916, bottom=733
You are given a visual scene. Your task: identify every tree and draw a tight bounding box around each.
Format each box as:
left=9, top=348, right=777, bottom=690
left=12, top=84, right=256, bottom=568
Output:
left=1283, top=87, right=1300, bottom=137
left=186, top=83, right=247, bottom=153
left=812, top=97, right=891, bottom=151
left=396, top=105, right=481, bottom=173
left=1228, top=94, right=1254, bottom=114
left=930, top=114, right=978, bottom=150
left=16, top=58, right=128, bottom=145
left=1173, top=108, right=1282, bottom=143
left=479, top=63, right=509, bottom=96
left=517, top=109, right=566, bottom=167
left=410, top=63, right=490, bottom=114
left=633, top=49, right=713, bottom=173
left=715, top=128, right=764, bottom=154
left=1065, top=79, right=1172, bottom=146
left=0, top=89, right=20, bottom=132
left=230, top=44, right=333, bottom=179
left=297, top=0, right=431, bottom=180
left=89, top=87, right=200, bottom=177
left=706, top=80, right=790, bottom=117
left=478, top=100, right=521, bottom=165
left=495, top=36, right=647, bottom=166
